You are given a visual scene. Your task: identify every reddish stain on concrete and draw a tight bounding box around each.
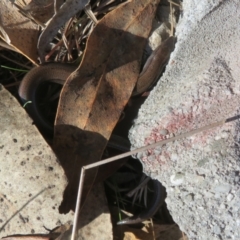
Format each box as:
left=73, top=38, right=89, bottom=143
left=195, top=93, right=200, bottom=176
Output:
left=141, top=103, right=224, bottom=170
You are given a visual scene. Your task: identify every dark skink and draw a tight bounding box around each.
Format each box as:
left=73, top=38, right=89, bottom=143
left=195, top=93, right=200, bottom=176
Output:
left=18, top=63, right=76, bottom=133
left=18, top=36, right=175, bottom=133
left=18, top=62, right=131, bottom=151
left=18, top=36, right=175, bottom=224
left=19, top=36, right=176, bottom=102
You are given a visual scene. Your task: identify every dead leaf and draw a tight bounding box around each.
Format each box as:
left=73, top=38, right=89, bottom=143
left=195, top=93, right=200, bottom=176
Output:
left=53, top=0, right=161, bottom=213
left=22, top=0, right=55, bottom=23
left=37, top=0, right=90, bottom=62
left=111, top=206, right=156, bottom=240
left=154, top=224, right=185, bottom=240
left=0, top=0, right=39, bottom=63
left=17, top=0, right=32, bottom=5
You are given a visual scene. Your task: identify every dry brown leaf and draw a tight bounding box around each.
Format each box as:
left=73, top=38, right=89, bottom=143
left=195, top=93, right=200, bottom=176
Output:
left=17, top=0, right=32, bottom=5
left=53, top=0, right=161, bottom=213
left=37, top=0, right=90, bottom=62
left=154, top=224, right=185, bottom=240
left=111, top=206, right=155, bottom=240
left=22, top=0, right=56, bottom=23
left=0, top=0, right=39, bottom=63
left=114, top=221, right=155, bottom=240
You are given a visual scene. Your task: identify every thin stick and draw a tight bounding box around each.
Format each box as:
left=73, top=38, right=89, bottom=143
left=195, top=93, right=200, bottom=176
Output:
left=71, top=115, right=240, bottom=239
left=84, top=4, right=99, bottom=24
left=127, top=175, right=150, bottom=198
left=85, top=119, right=226, bottom=170
left=0, top=53, right=33, bottom=69
left=71, top=167, right=86, bottom=240
left=169, top=0, right=174, bottom=37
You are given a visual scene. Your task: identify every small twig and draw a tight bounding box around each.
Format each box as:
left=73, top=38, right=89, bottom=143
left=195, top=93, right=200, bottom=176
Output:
left=0, top=53, right=33, bottom=69
left=169, top=0, right=174, bottom=36
left=150, top=218, right=156, bottom=240
left=13, top=1, right=46, bottom=27
left=62, top=18, right=75, bottom=61
left=0, top=40, right=17, bottom=52
left=84, top=4, right=98, bottom=24
left=1, top=65, right=29, bottom=72
left=168, top=0, right=181, bottom=7
left=3, top=81, right=21, bottom=88
left=127, top=175, right=150, bottom=198
left=71, top=115, right=240, bottom=240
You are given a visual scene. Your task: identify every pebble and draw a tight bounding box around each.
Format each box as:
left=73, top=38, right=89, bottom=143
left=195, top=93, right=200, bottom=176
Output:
left=170, top=172, right=185, bottom=185
left=214, top=185, right=231, bottom=193
left=227, top=193, right=234, bottom=201
left=213, top=225, right=221, bottom=234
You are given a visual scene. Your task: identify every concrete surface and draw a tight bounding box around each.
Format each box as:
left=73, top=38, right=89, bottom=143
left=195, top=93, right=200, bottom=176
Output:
left=129, top=1, right=240, bottom=239
left=0, top=85, right=73, bottom=237
left=0, top=86, right=112, bottom=239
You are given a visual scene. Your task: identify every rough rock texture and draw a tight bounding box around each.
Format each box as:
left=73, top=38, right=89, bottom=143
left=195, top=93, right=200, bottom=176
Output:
left=57, top=183, right=113, bottom=240
left=0, top=86, right=112, bottom=239
left=0, top=85, right=73, bottom=237
left=129, top=1, right=240, bottom=239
